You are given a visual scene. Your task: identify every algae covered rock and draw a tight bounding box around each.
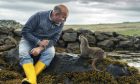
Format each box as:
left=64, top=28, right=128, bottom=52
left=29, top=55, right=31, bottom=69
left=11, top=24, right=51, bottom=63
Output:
left=47, top=53, right=93, bottom=74
left=106, top=64, right=129, bottom=77
left=0, top=70, right=22, bottom=81
left=1, top=47, right=140, bottom=84
left=0, top=20, right=22, bottom=29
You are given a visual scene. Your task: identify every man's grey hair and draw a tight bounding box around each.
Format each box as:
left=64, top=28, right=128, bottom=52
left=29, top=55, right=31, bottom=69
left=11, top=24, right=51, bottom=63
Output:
left=53, top=5, right=61, bottom=14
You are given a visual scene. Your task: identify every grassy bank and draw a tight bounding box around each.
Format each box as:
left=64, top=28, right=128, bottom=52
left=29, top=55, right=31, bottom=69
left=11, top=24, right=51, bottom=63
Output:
left=64, top=22, right=140, bottom=36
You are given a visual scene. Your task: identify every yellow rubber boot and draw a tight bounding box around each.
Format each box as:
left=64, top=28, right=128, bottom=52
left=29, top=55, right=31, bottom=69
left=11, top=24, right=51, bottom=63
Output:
left=34, top=61, right=46, bottom=76
left=22, top=63, right=37, bottom=84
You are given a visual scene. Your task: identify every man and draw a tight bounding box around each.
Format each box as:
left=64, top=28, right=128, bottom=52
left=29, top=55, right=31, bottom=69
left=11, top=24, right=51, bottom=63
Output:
left=19, top=4, right=69, bottom=84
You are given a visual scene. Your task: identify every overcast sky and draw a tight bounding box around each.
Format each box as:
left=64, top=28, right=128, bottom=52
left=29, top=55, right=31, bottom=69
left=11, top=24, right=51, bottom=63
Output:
left=0, top=0, right=140, bottom=24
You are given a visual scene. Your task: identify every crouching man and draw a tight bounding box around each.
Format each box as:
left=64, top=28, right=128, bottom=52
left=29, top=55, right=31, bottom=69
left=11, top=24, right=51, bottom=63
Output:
left=19, top=4, right=69, bottom=84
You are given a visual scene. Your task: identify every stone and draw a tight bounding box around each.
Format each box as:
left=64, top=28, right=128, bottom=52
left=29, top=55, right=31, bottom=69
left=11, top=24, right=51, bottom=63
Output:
left=67, top=42, right=80, bottom=54
left=62, top=32, right=77, bottom=42
left=117, top=40, right=133, bottom=49
left=57, top=40, right=66, bottom=47
left=77, top=28, right=94, bottom=35
left=97, top=40, right=114, bottom=49
left=0, top=27, right=14, bottom=36
left=94, top=31, right=109, bottom=41
left=47, top=53, right=93, bottom=74
left=102, top=32, right=113, bottom=37
left=14, top=28, right=22, bottom=37
left=109, top=37, right=119, bottom=44
left=116, top=35, right=128, bottom=41
left=0, top=20, right=23, bottom=29
left=112, top=32, right=119, bottom=37
left=62, top=28, right=76, bottom=33
left=83, top=34, right=96, bottom=45
left=0, top=36, right=17, bottom=52
left=106, top=64, right=129, bottom=77
left=2, top=47, right=19, bottom=66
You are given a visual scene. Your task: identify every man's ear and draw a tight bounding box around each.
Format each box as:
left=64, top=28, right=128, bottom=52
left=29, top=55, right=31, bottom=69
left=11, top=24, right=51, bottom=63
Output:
left=52, top=11, right=55, bottom=16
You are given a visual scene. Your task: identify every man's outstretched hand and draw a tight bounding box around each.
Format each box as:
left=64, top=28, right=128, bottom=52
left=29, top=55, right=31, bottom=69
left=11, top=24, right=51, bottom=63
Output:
left=30, top=47, right=44, bottom=56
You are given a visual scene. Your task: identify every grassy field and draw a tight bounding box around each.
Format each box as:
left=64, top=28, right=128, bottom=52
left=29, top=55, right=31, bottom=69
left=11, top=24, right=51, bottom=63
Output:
left=64, top=22, right=140, bottom=36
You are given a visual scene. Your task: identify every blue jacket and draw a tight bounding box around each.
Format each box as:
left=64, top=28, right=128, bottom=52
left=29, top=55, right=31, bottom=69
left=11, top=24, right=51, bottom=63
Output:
left=22, top=10, right=64, bottom=48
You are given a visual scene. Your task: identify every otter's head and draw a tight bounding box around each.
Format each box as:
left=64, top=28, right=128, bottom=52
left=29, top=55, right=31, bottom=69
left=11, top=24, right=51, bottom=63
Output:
left=79, top=34, right=85, bottom=41
left=78, top=35, right=89, bottom=46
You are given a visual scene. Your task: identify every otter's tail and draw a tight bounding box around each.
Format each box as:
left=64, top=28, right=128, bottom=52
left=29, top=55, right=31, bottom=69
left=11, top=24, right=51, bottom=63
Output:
left=92, top=58, right=101, bottom=72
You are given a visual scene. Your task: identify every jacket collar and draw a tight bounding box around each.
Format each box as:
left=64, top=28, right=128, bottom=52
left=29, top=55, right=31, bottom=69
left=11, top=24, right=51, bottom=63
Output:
left=49, top=10, right=61, bottom=26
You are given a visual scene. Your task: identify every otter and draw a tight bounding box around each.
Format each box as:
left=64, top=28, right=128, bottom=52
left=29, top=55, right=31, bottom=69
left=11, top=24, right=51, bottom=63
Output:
left=79, top=35, right=106, bottom=71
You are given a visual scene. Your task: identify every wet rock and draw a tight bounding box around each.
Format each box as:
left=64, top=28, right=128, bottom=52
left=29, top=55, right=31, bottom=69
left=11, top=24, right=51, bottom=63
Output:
left=130, top=37, right=140, bottom=44
left=95, top=31, right=109, bottom=41
left=113, top=32, right=119, bottom=37
left=62, top=32, right=77, bottom=42
left=117, top=40, right=133, bottom=49
left=83, top=34, right=96, bottom=46
left=57, top=40, right=66, bottom=47
left=77, top=28, right=94, bottom=35
left=14, top=28, right=22, bottom=37
left=0, top=36, right=17, bottom=52
left=0, top=20, right=22, bottom=29
left=62, top=28, right=76, bottom=33
left=0, top=20, right=22, bottom=45
left=0, top=27, right=14, bottom=36
left=0, top=39, right=4, bottom=45
left=67, top=42, right=80, bottom=54
left=0, top=70, right=22, bottom=81
left=109, top=37, right=120, bottom=44
left=102, top=32, right=113, bottom=37
left=134, top=44, right=140, bottom=49
left=47, top=53, right=93, bottom=74
left=116, top=35, right=128, bottom=41
left=0, top=58, right=7, bottom=70
left=4, top=79, right=22, bottom=84
left=106, top=64, right=129, bottom=77
left=97, top=40, right=114, bottom=49
left=2, top=47, right=19, bottom=66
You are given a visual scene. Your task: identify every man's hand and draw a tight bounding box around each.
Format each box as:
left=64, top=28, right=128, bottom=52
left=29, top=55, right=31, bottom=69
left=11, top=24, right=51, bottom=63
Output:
left=30, top=47, right=44, bottom=56
left=38, top=40, right=49, bottom=47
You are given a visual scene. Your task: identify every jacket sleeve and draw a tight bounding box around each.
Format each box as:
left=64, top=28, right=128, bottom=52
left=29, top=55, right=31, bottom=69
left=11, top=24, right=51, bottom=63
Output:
left=47, top=25, right=63, bottom=48
left=22, top=12, right=41, bottom=46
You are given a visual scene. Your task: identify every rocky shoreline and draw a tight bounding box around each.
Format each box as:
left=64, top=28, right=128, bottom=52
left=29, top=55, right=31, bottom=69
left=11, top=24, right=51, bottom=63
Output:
left=0, top=20, right=140, bottom=84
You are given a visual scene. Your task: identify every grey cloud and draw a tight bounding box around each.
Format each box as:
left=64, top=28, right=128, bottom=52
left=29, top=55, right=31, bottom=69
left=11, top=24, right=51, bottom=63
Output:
left=0, top=4, right=41, bottom=12
left=110, top=4, right=140, bottom=12
left=0, top=1, right=55, bottom=13
left=0, top=0, right=74, bottom=12
left=2, top=0, right=140, bottom=13
left=79, top=0, right=140, bottom=4
left=1, top=0, right=75, bottom=4
left=78, top=0, right=140, bottom=12
left=0, top=0, right=140, bottom=24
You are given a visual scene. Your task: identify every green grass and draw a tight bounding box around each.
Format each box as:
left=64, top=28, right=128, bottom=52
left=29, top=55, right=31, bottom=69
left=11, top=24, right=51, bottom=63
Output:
left=64, top=22, right=140, bottom=36
left=119, top=29, right=140, bottom=36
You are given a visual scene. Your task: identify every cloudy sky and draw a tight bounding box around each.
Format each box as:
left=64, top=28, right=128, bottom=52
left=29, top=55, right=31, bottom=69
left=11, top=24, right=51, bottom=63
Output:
left=0, top=0, right=140, bottom=24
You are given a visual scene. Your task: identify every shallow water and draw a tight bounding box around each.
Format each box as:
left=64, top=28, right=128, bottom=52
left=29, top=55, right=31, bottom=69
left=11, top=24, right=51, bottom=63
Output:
left=107, top=51, right=140, bottom=71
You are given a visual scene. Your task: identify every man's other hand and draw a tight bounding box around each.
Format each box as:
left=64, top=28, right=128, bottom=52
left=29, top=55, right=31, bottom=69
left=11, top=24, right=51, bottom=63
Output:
left=39, top=40, right=49, bottom=47
left=30, top=47, right=44, bottom=56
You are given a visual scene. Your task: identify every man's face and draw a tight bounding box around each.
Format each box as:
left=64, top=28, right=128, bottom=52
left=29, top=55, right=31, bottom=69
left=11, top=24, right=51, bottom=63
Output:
left=53, top=12, right=67, bottom=24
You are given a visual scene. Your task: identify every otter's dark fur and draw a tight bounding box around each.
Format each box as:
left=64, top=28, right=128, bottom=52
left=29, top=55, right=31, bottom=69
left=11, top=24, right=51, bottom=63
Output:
left=79, top=35, right=106, bottom=71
